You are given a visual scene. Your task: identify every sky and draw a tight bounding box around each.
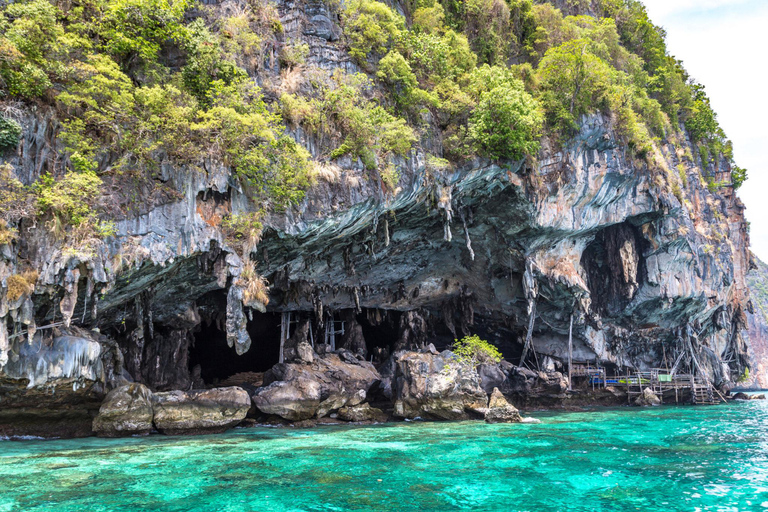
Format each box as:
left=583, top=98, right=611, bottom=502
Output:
left=640, top=0, right=768, bottom=260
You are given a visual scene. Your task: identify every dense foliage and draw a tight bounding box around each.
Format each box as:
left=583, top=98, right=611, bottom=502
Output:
left=451, top=334, right=503, bottom=367
left=0, top=0, right=747, bottom=251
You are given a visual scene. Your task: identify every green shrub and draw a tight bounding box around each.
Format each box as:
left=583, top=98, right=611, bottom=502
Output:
left=342, top=0, right=404, bottom=65
left=0, top=116, right=21, bottom=149
left=464, top=0, right=510, bottom=65
left=468, top=81, right=542, bottom=160
left=35, top=170, right=103, bottom=228
left=732, top=165, right=747, bottom=190
left=451, top=334, right=503, bottom=367
left=98, top=0, right=192, bottom=67
left=537, top=39, right=614, bottom=133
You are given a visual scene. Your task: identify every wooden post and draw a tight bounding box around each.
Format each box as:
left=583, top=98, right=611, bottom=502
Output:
left=520, top=300, right=537, bottom=367
left=567, top=313, right=573, bottom=392
left=279, top=311, right=290, bottom=364
left=330, top=317, right=336, bottom=351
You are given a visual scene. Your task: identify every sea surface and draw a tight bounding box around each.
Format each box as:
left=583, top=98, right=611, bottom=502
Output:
left=1, top=398, right=768, bottom=512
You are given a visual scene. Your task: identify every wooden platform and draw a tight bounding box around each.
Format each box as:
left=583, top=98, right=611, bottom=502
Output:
left=575, top=366, right=725, bottom=405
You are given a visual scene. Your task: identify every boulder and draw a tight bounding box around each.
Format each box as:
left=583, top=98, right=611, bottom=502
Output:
left=392, top=350, right=488, bottom=420
left=92, top=383, right=154, bottom=437
left=484, top=387, right=522, bottom=424
left=337, top=403, right=387, bottom=423
left=731, top=392, right=750, bottom=400
left=635, top=387, right=661, bottom=406
left=753, top=394, right=766, bottom=400
left=152, top=386, right=250, bottom=435
left=296, top=342, right=315, bottom=364
left=478, top=363, right=508, bottom=395
left=252, top=352, right=380, bottom=421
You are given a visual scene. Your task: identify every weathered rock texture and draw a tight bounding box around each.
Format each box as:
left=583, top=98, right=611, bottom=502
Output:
left=392, top=350, right=488, bottom=420
left=0, top=0, right=754, bottom=435
left=742, top=256, right=768, bottom=389
left=484, top=388, right=522, bottom=423
left=92, top=383, right=154, bottom=437
left=252, top=351, right=379, bottom=420
left=152, top=387, right=251, bottom=435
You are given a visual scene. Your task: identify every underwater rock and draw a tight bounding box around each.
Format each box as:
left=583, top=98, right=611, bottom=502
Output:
left=484, top=387, right=522, bottom=424
left=92, top=383, right=154, bottom=437
left=337, top=403, right=387, bottom=423
left=392, top=350, right=487, bottom=420
left=152, top=386, right=250, bottom=435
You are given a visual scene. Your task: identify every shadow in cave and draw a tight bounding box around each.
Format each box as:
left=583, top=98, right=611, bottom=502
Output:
left=357, top=309, right=401, bottom=360
left=189, top=312, right=282, bottom=385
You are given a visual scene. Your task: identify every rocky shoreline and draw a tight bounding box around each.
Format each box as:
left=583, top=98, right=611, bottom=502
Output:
left=0, top=332, right=628, bottom=439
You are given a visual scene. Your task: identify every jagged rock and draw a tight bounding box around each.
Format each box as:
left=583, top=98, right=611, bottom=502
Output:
left=484, top=388, right=522, bottom=423
left=337, top=403, right=387, bottom=422
left=152, top=386, right=250, bottom=435
left=503, top=365, right=568, bottom=397
left=478, top=363, right=509, bottom=395
left=635, top=387, right=661, bottom=406
left=92, top=383, right=154, bottom=437
left=252, top=352, right=380, bottom=421
left=392, top=350, right=488, bottom=420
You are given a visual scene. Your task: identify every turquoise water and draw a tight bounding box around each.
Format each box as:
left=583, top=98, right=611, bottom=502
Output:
left=2, top=401, right=768, bottom=512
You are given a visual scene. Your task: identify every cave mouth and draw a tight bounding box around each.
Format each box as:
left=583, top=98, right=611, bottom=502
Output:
left=357, top=309, right=401, bottom=360
left=582, top=222, right=647, bottom=317
left=189, top=311, right=282, bottom=385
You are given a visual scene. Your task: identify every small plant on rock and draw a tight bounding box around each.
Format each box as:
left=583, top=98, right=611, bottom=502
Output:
left=451, top=334, right=503, bottom=367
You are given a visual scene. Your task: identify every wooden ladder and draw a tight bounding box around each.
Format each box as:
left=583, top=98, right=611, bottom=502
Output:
left=692, top=378, right=718, bottom=405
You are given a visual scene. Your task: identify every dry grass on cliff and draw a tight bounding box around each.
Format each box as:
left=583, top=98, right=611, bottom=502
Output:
left=5, top=270, right=38, bottom=302
left=239, top=260, right=270, bottom=307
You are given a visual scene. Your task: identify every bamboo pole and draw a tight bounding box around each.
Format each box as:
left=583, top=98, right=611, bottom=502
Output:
left=568, top=313, right=573, bottom=392
left=519, top=300, right=537, bottom=367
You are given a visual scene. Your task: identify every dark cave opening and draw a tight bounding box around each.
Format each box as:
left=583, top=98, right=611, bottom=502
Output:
left=582, top=222, right=647, bottom=317
left=189, top=312, right=282, bottom=384
left=357, top=309, right=401, bottom=358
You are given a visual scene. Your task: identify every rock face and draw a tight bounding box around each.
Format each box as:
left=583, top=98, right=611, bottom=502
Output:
left=745, top=256, right=768, bottom=389
left=92, top=383, right=154, bottom=437
left=0, top=0, right=754, bottom=436
left=392, top=351, right=488, bottom=420
left=635, top=387, right=661, bottom=407
left=252, top=352, right=380, bottom=421
left=151, top=387, right=251, bottom=435
left=484, top=388, right=522, bottom=424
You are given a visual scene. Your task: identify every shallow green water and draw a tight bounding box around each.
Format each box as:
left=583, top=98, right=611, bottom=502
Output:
left=2, top=401, right=768, bottom=512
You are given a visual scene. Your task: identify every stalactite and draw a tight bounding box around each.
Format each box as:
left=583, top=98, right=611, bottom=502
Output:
left=460, top=210, right=475, bottom=261
left=353, top=286, right=361, bottom=314
left=60, top=268, right=81, bottom=328
left=384, top=218, right=390, bottom=247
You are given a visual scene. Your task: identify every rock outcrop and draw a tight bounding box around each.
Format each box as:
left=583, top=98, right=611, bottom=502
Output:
left=0, top=0, right=754, bottom=437
left=484, top=388, right=522, bottom=424
left=635, top=387, right=661, bottom=407
left=337, top=403, right=387, bottom=423
left=392, top=350, right=488, bottom=420
left=92, top=383, right=154, bottom=437
left=91, top=384, right=251, bottom=436
left=152, top=387, right=251, bottom=435
left=252, top=351, right=380, bottom=421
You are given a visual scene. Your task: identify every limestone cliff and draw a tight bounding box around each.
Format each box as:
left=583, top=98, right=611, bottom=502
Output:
left=745, top=256, right=768, bottom=389
left=0, top=0, right=753, bottom=434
